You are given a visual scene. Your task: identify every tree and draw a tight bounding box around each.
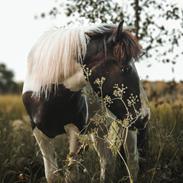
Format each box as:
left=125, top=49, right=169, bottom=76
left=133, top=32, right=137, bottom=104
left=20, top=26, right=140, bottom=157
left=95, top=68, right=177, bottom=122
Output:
left=0, top=63, right=19, bottom=93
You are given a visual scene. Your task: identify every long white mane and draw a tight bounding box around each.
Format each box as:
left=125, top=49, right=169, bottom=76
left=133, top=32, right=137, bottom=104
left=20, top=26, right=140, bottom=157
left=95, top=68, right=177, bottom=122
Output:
left=24, top=24, right=116, bottom=96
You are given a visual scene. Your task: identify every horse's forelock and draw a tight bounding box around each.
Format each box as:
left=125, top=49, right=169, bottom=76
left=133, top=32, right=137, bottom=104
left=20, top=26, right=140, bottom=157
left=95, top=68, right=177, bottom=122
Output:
left=113, top=31, right=142, bottom=62
left=124, top=31, right=142, bottom=59
left=85, top=24, right=116, bottom=38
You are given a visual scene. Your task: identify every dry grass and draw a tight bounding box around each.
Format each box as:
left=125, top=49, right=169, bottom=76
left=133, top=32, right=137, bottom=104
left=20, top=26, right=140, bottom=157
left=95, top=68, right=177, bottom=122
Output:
left=0, top=93, right=183, bottom=182
left=0, top=95, right=25, bottom=119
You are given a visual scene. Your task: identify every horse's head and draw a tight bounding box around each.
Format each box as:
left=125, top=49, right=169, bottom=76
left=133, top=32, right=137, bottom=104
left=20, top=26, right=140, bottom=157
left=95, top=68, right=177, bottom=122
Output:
left=84, top=22, right=150, bottom=129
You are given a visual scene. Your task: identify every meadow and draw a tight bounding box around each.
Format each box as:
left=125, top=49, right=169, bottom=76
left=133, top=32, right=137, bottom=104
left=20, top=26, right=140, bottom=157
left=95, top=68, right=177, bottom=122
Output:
left=0, top=82, right=183, bottom=183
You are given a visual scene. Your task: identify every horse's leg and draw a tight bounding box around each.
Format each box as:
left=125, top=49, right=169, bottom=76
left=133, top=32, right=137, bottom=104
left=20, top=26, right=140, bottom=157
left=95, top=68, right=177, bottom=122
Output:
left=64, top=123, right=81, bottom=183
left=90, top=134, right=115, bottom=183
left=137, top=126, right=148, bottom=173
left=90, top=134, right=106, bottom=183
left=125, top=129, right=139, bottom=181
left=33, top=127, right=59, bottom=183
left=64, top=123, right=81, bottom=164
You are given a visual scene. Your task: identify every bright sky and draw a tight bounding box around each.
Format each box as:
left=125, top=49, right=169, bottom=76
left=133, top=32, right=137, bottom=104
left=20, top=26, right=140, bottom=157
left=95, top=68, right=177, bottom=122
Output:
left=0, top=0, right=182, bottom=82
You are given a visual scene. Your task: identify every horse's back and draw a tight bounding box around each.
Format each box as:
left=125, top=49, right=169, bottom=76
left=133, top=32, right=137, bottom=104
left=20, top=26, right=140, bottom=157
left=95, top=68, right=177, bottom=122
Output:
left=22, top=85, right=88, bottom=138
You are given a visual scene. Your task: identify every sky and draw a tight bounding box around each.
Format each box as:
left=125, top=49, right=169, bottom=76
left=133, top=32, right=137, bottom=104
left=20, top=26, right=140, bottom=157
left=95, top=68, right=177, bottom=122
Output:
left=0, top=0, right=182, bottom=82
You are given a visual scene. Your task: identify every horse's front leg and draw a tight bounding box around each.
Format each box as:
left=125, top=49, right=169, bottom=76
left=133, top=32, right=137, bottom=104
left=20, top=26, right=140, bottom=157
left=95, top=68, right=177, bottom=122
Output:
left=64, top=123, right=81, bottom=183
left=33, top=127, right=59, bottom=183
left=90, top=134, right=116, bottom=183
left=125, top=129, right=139, bottom=182
left=64, top=123, right=81, bottom=164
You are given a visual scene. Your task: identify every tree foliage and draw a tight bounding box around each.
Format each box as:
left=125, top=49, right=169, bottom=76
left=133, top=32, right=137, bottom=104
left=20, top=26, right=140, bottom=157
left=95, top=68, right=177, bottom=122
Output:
left=0, top=63, right=21, bottom=93
left=65, top=0, right=123, bottom=24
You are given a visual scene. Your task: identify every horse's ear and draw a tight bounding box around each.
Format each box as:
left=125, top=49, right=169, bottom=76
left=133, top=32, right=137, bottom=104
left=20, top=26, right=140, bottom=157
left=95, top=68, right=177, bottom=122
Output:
left=108, top=20, right=124, bottom=43
left=113, top=20, right=124, bottom=42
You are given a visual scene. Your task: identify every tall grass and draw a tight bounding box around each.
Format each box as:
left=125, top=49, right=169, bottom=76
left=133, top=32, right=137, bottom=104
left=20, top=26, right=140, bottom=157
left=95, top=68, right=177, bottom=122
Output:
left=143, top=102, right=183, bottom=183
left=0, top=95, right=44, bottom=182
left=0, top=95, right=183, bottom=182
left=0, top=95, right=25, bottom=119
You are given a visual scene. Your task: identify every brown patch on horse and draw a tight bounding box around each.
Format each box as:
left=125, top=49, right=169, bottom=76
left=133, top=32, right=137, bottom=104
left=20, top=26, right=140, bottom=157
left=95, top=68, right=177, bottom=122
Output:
left=113, top=31, right=142, bottom=62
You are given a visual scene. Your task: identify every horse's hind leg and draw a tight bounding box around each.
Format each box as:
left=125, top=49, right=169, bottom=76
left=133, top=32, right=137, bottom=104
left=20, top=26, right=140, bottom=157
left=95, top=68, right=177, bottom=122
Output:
left=33, top=127, right=59, bottom=183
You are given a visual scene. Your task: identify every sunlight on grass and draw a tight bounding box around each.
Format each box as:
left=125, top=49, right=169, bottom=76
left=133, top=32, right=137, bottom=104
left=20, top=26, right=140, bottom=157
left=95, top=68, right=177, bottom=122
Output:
left=0, top=95, right=26, bottom=119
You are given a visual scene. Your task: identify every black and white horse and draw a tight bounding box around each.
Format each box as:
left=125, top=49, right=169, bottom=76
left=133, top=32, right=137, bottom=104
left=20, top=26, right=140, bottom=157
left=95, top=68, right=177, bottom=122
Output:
left=22, top=22, right=150, bottom=183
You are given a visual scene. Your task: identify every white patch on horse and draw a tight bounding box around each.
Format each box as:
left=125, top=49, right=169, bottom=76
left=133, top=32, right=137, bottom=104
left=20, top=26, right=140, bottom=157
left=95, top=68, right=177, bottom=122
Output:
left=63, top=64, right=87, bottom=91
left=64, top=123, right=80, bottom=160
left=23, top=63, right=87, bottom=93
left=64, top=123, right=79, bottom=154
left=33, top=128, right=59, bottom=182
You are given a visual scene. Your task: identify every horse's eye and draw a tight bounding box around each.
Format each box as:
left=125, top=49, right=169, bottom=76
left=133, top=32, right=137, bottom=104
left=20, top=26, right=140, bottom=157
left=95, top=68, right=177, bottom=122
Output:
left=121, top=65, right=132, bottom=73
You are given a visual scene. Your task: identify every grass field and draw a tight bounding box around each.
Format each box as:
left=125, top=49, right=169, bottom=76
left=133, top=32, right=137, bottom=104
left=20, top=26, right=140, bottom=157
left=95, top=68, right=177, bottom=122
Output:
left=0, top=91, right=183, bottom=183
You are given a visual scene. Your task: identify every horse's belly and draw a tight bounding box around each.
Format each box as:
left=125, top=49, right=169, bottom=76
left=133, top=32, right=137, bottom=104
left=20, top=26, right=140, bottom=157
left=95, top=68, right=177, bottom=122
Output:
left=22, top=85, right=88, bottom=138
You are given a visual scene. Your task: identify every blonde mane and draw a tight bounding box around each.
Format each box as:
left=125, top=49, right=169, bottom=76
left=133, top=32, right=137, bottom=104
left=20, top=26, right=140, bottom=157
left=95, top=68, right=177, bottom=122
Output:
left=24, top=24, right=117, bottom=96
left=26, top=26, right=90, bottom=95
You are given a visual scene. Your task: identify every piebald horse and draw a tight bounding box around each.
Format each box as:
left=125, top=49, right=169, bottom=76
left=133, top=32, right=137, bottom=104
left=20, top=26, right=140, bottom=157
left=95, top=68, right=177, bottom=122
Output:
left=22, top=22, right=150, bottom=183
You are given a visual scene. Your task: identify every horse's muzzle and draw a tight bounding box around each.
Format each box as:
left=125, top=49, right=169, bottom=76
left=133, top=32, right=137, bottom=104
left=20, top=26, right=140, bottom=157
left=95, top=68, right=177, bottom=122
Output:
left=133, top=107, right=150, bottom=129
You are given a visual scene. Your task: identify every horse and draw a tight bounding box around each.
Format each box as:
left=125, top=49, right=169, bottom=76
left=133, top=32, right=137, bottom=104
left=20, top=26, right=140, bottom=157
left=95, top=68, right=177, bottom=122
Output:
left=22, top=21, right=150, bottom=183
